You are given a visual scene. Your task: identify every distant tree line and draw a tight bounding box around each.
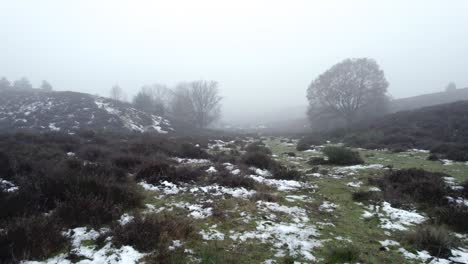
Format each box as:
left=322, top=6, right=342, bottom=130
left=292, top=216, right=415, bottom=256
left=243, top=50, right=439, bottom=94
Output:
left=0, top=77, right=53, bottom=91
left=109, top=80, right=222, bottom=128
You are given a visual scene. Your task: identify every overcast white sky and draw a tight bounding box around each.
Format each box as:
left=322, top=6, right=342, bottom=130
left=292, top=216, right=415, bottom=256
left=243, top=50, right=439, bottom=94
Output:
left=1, top=0, right=468, bottom=123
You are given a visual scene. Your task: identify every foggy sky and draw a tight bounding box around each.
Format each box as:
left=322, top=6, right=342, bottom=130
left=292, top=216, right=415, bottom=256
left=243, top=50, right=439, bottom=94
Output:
left=1, top=0, right=468, bottom=124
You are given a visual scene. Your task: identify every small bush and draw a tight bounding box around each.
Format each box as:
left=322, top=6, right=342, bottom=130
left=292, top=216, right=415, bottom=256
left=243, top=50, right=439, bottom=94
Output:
left=112, top=213, right=196, bottom=252
left=352, top=191, right=382, bottom=203
left=210, top=170, right=256, bottom=189
left=427, top=153, right=440, bottom=161
left=377, top=168, right=448, bottom=207
left=271, top=165, right=301, bottom=180
left=112, top=155, right=142, bottom=170
left=462, top=181, right=468, bottom=199
left=296, top=136, right=323, bottom=151
left=245, top=142, right=271, bottom=155
left=251, top=192, right=279, bottom=202
left=135, top=161, right=177, bottom=184
left=78, top=145, right=110, bottom=162
left=307, top=157, right=327, bottom=166
left=405, top=225, right=458, bottom=258
left=323, top=244, right=360, bottom=263
left=178, top=143, right=210, bottom=159
left=322, top=147, right=364, bottom=165
left=241, top=151, right=273, bottom=169
left=0, top=215, right=68, bottom=262
left=433, top=205, right=468, bottom=233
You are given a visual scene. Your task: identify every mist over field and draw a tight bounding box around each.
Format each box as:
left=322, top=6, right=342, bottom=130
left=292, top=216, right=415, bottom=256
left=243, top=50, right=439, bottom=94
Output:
left=1, top=0, right=468, bottom=125
left=2, top=1, right=468, bottom=264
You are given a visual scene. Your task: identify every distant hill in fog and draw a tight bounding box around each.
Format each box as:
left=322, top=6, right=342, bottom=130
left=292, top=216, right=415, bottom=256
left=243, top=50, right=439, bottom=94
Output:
left=0, top=88, right=173, bottom=133
left=234, top=87, right=468, bottom=133
left=391, top=87, right=468, bottom=112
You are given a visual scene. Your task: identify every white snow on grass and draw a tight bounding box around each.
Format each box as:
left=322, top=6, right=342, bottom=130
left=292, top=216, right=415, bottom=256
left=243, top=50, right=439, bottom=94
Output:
left=172, top=202, right=213, bottom=219
left=0, top=178, right=19, bottom=192
left=138, top=181, right=186, bottom=195
left=334, top=164, right=385, bottom=174
left=206, top=166, right=217, bottom=173
left=363, top=202, right=426, bottom=230
left=251, top=167, right=273, bottom=177
left=118, top=213, right=134, bottom=226
left=441, top=159, right=454, bottom=166
left=172, top=157, right=211, bottom=164
left=285, top=195, right=310, bottom=202
left=319, top=201, right=338, bottom=212
left=22, top=227, right=145, bottom=264
left=200, top=225, right=225, bottom=240
left=257, top=201, right=309, bottom=222
left=48, top=123, right=60, bottom=131
left=379, top=240, right=400, bottom=247
left=347, top=181, right=363, bottom=188
left=249, top=175, right=306, bottom=191
left=369, top=187, right=381, bottom=192
left=230, top=221, right=320, bottom=261
left=190, top=185, right=256, bottom=199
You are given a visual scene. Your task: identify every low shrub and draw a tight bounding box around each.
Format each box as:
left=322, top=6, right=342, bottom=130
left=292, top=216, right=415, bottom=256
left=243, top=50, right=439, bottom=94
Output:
left=135, top=161, right=177, bottom=184
left=462, top=181, right=468, bottom=199
left=376, top=168, right=448, bottom=207
left=296, top=136, right=324, bottom=151
left=433, top=205, right=468, bottom=233
left=271, top=165, right=302, bottom=181
left=112, top=155, right=142, bottom=170
left=245, top=142, right=271, bottom=155
left=78, top=145, right=110, bottom=162
left=322, top=147, right=363, bottom=165
left=351, top=191, right=382, bottom=203
left=323, top=244, right=360, bottom=263
left=251, top=192, right=279, bottom=202
left=307, top=157, right=327, bottom=166
left=178, top=143, right=210, bottom=159
left=241, top=151, right=273, bottom=169
left=112, top=213, right=196, bottom=252
left=0, top=215, right=68, bottom=262
left=405, top=225, right=458, bottom=258
left=210, top=171, right=256, bottom=189
left=427, top=153, right=440, bottom=161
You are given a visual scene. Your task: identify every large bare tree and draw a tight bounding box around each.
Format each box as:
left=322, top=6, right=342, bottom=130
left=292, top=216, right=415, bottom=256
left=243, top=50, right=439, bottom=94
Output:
left=307, top=58, right=388, bottom=126
left=110, top=85, right=124, bottom=101
left=171, top=80, right=222, bottom=128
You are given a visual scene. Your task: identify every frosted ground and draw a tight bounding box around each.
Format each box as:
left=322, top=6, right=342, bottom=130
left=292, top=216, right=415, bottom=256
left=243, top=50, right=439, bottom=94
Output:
left=22, top=138, right=468, bottom=264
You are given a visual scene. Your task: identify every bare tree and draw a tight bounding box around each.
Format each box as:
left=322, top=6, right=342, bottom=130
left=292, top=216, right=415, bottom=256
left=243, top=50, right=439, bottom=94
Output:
left=171, top=80, right=222, bottom=128
left=110, top=85, right=123, bottom=101
left=12, top=77, right=32, bottom=90
left=445, top=82, right=457, bottom=92
left=307, top=58, right=388, bottom=126
left=133, top=83, right=172, bottom=115
left=190, top=80, right=222, bottom=128
left=40, top=80, right=53, bottom=91
left=0, top=77, right=10, bottom=90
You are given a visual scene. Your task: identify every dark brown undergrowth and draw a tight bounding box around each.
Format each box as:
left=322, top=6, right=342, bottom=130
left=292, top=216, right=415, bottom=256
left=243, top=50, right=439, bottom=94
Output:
left=111, top=213, right=197, bottom=252
left=404, top=225, right=458, bottom=258
left=0, top=215, right=69, bottom=263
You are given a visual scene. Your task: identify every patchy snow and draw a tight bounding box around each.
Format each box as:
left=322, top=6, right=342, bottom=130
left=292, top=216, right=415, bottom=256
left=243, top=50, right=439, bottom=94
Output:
left=138, top=181, right=186, bottom=195
left=335, top=164, right=385, bottom=173
left=319, top=201, right=338, bottom=212
left=347, top=181, right=363, bottom=188
left=172, top=157, right=211, bottom=164
left=363, top=202, right=426, bottom=230
left=0, top=178, right=19, bottom=192
left=206, top=166, right=217, bottom=173
left=172, top=202, right=213, bottom=219
left=66, top=152, right=75, bottom=157
left=118, top=214, right=134, bottom=225
left=200, top=225, right=225, bottom=240
left=23, top=227, right=145, bottom=264
left=285, top=195, right=310, bottom=202
left=441, top=159, right=454, bottom=166
left=190, top=184, right=256, bottom=199
left=369, top=186, right=381, bottom=192
left=48, top=123, right=60, bottom=131
left=251, top=167, right=273, bottom=177
left=379, top=240, right=400, bottom=247
left=249, top=175, right=309, bottom=191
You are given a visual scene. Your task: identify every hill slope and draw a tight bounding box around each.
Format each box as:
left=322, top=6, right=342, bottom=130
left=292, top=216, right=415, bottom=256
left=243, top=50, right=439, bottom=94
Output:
left=0, top=89, right=173, bottom=133
left=390, top=87, right=468, bottom=112
left=344, top=100, right=468, bottom=160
